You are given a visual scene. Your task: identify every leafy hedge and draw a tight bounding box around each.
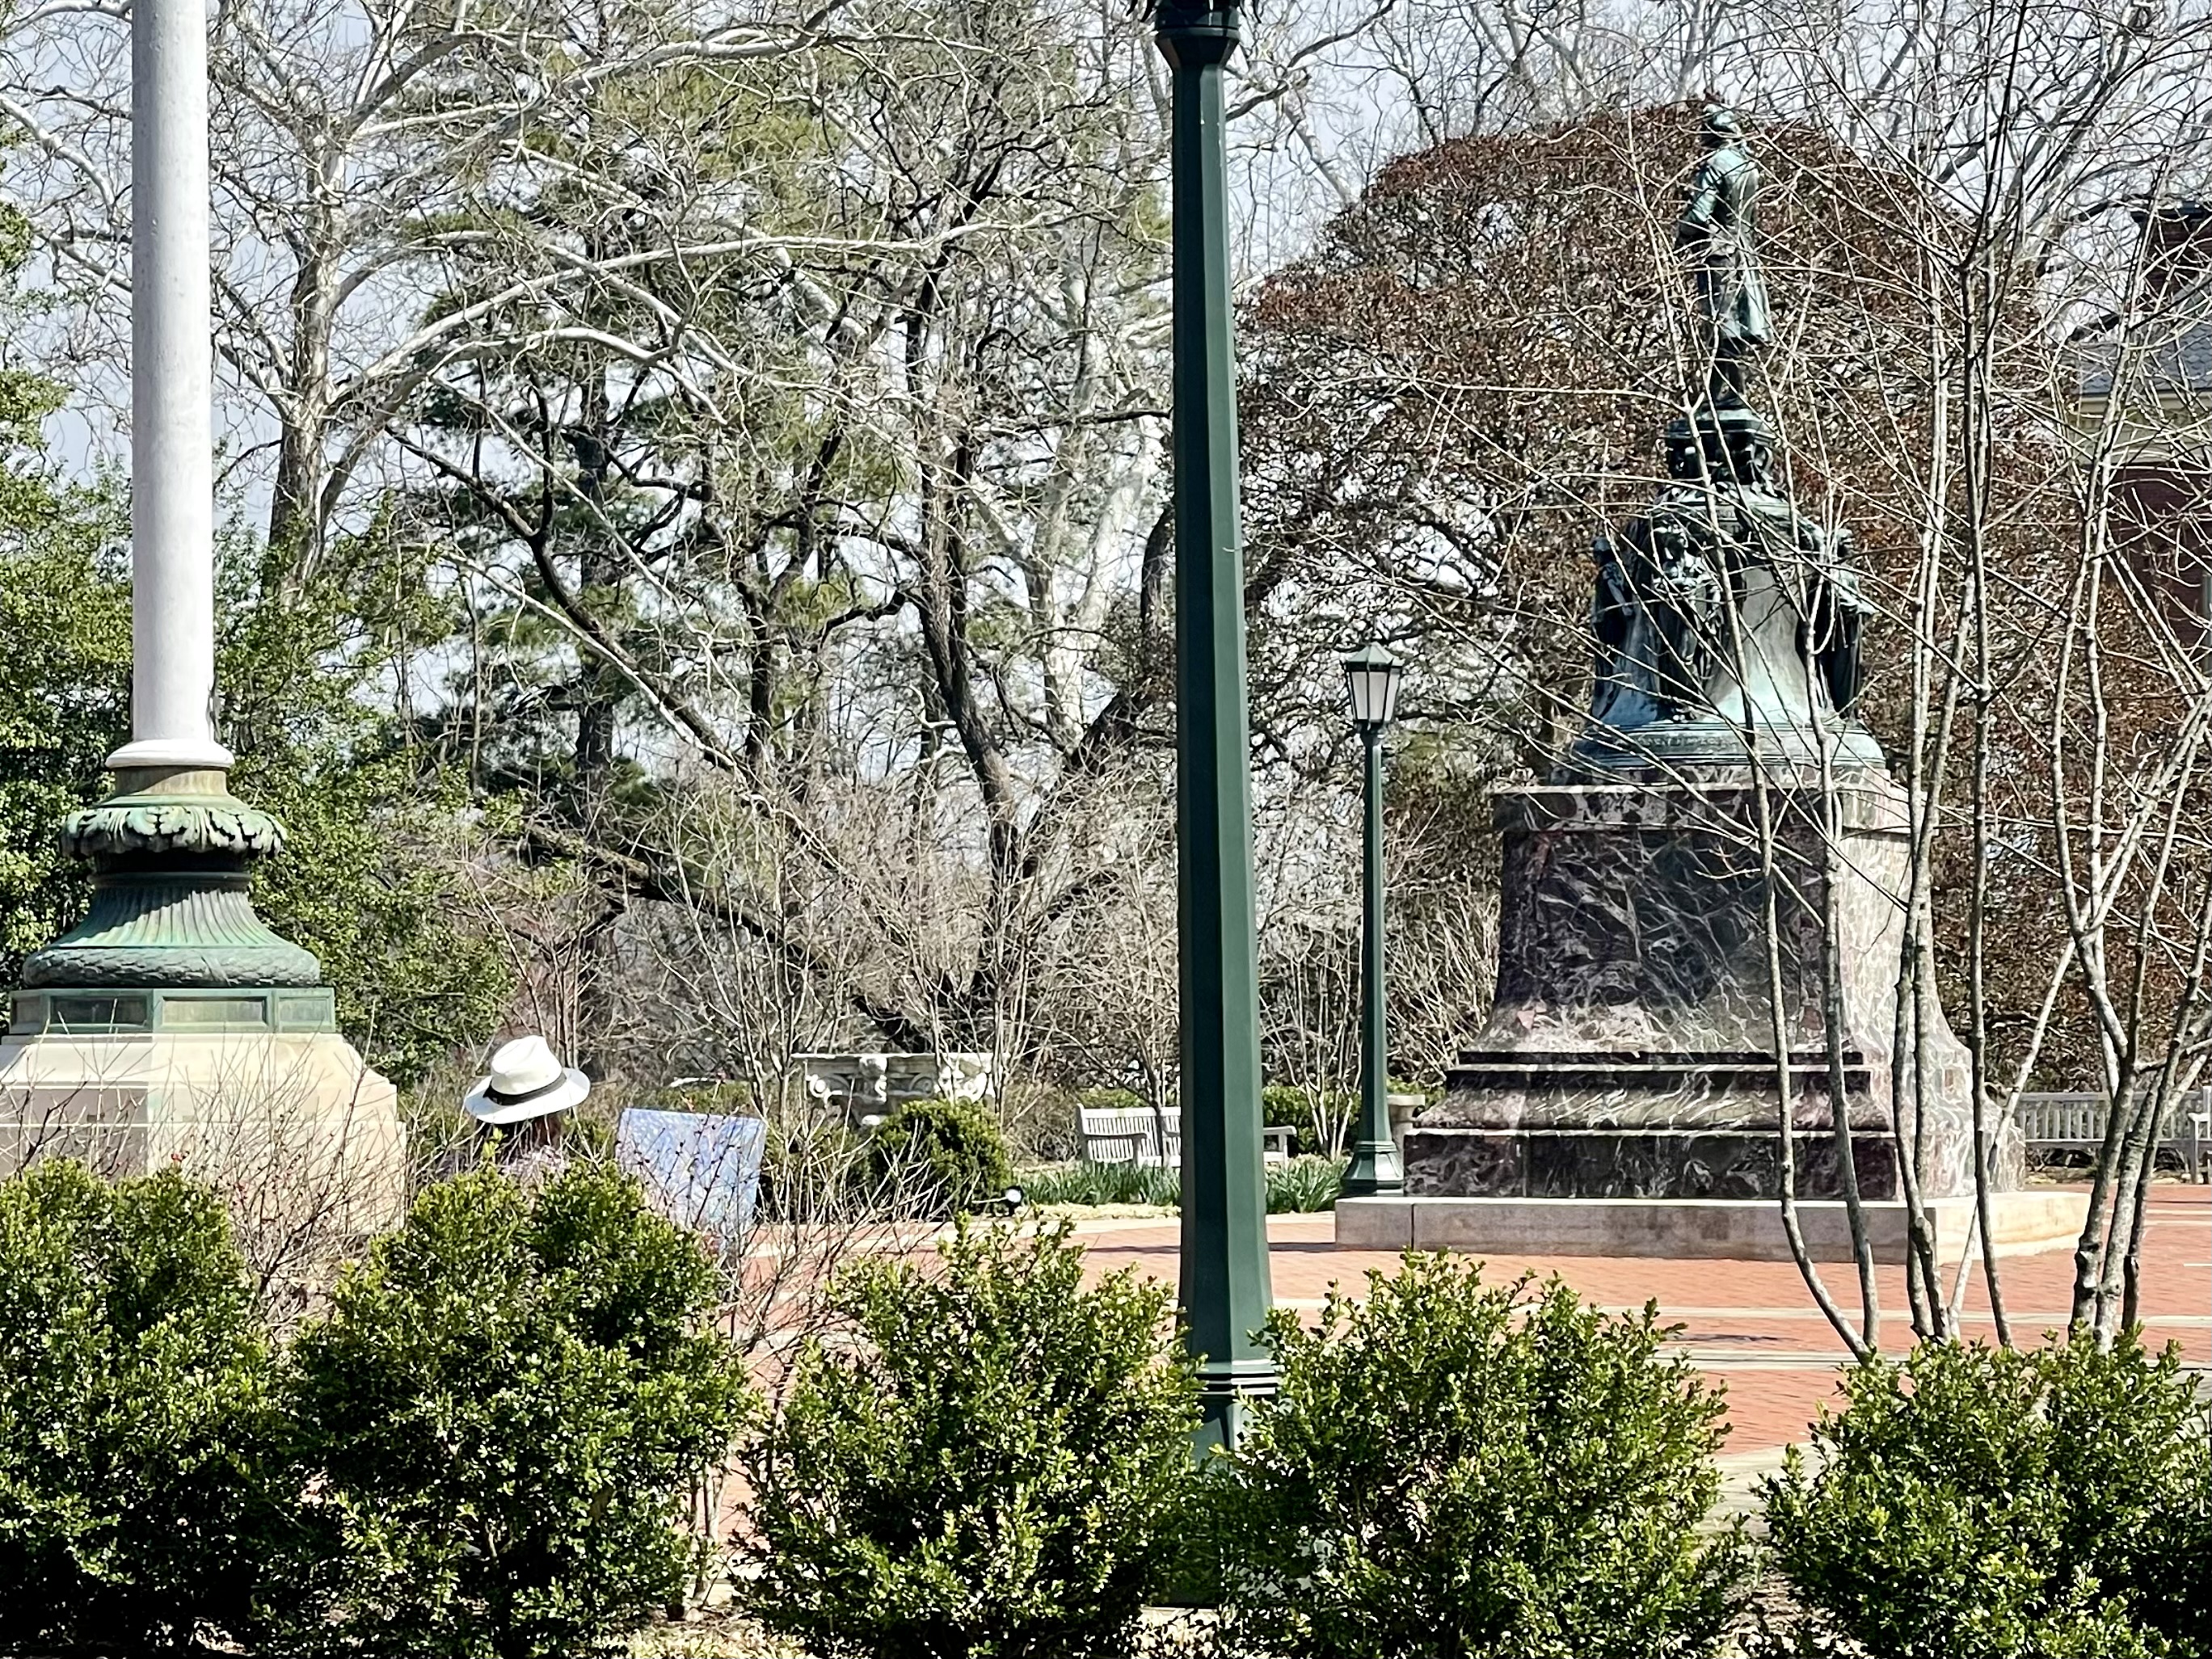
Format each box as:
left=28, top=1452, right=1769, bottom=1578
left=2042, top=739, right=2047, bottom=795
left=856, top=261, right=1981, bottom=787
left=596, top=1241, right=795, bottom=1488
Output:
left=287, top=1164, right=755, bottom=1659
left=22, top=1155, right=2212, bottom=1659
left=869, top=1095, right=1014, bottom=1219
left=740, top=1221, right=1197, bottom=1659
left=0, top=1160, right=289, bottom=1653
left=0, top=1159, right=751, bottom=1659
left=1211, top=1255, right=1747, bottom=1659
left=1765, top=1333, right=2212, bottom=1659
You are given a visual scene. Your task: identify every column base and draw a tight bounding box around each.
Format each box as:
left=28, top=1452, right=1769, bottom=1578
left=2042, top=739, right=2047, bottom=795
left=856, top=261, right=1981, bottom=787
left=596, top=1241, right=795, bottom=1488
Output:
left=11, top=984, right=340, bottom=1036
left=5, top=766, right=411, bottom=1258
left=0, top=1007, right=409, bottom=1247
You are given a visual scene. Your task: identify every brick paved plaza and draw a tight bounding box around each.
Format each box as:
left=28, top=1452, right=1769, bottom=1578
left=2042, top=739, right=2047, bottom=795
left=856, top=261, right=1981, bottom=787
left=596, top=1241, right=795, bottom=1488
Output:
left=1070, top=1184, right=2212, bottom=1457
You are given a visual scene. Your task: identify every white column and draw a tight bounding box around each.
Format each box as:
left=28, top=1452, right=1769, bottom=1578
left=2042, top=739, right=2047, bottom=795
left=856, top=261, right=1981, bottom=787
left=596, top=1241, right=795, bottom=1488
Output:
left=108, top=0, right=231, bottom=773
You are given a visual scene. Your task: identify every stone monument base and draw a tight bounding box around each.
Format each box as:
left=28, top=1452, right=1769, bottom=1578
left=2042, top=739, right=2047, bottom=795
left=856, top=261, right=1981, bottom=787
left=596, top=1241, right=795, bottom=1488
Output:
left=1334, top=1190, right=2088, bottom=1262
left=0, top=991, right=406, bottom=1241
left=1403, top=773, right=2009, bottom=1205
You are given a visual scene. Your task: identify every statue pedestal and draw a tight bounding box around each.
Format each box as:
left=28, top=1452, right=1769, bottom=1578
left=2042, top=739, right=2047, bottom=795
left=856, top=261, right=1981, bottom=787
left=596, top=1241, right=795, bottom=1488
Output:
left=1346, top=768, right=2085, bottom=1260
left=1408, top=771, right=1991, bottom=1202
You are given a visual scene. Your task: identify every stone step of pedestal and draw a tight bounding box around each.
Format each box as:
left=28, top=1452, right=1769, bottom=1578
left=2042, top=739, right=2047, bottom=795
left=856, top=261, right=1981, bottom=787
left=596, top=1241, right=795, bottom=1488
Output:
left=1334, top=1191, right=2091, bottom=1263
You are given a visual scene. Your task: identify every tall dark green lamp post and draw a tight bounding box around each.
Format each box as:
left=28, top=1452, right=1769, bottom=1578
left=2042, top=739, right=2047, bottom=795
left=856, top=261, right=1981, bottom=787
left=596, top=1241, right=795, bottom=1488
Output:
left=1154, top=0, right=1275, bottom=1449
left=1340, top=643, right=1405, bottom=1198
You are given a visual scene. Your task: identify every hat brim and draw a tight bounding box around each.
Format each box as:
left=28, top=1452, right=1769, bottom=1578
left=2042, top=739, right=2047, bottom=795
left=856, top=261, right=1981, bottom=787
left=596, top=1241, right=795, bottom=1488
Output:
left=463, top=1067, right=592, bottom=1125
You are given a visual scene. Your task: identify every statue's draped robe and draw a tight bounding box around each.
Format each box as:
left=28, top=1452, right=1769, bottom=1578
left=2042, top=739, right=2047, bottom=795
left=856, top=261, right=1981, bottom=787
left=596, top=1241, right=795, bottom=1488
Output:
left=1586, top=451, right=1865, bottom=741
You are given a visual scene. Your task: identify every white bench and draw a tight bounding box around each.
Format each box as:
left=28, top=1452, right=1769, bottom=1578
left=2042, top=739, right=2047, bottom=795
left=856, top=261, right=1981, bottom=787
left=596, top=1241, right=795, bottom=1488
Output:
left=2015, top=1090, right=2210, bottom=1179
left=1077, top=1105, right=1295, bottom=1166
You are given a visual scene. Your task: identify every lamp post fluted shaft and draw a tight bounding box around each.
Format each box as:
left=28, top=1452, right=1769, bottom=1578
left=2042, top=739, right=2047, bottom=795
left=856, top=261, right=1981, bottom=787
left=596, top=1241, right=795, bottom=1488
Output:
left=1342, top=724, right=1404, bottom=1194
left=1155, top=0, right=1275, bottom=1449
left=120, top=0, right=228, bottom=773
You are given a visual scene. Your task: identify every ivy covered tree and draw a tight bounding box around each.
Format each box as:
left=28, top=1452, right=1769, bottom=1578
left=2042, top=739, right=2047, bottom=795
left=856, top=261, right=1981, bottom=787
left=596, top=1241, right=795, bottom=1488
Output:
left=0, top=193, right=132, bottom=987
left=0, top=490, right=129, bottom=988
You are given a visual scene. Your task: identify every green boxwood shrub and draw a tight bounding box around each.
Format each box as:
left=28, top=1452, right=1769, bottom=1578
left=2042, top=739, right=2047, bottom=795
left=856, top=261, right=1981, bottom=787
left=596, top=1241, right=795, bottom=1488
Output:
left=869, top=1095, right=1013, bottom=1218
left=1212, top=1254, right=1746, bottom=1658
left=281, top=1164, right=754, bottom=1659
left=0, top=1160, right=290, bottom=1653
left=740, top=1220, right=1199, bottom=1659
left=1259, top=1084, right=1352, bottom=1157
left=1763, top=1332, right=2212, bottom=1659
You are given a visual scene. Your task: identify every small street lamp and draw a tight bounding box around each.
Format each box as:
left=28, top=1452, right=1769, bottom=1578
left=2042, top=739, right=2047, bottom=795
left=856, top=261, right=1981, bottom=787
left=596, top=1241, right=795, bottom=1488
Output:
left=1341, top=642, right=1406, bottom=1198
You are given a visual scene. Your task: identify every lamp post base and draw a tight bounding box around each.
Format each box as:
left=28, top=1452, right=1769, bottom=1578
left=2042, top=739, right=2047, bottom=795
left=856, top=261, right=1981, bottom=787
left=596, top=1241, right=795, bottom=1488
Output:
left=1339, top=1135, right=1405, bottom=1198
left=2, top=765, right=408, bottom=1243
left=1194, top=1357, right=1279, bottom=1453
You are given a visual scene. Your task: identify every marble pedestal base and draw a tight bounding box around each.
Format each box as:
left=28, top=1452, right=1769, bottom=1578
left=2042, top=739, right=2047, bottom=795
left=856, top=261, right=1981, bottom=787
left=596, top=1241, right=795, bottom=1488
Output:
left=0, top=1013, right=407, bottom=1239
left=1334, top=1190, right=2089, bottom=1262
left=1405, top=773, right=2015, bottom=1204
left=1410, top=1123, right=1908, bottom=1200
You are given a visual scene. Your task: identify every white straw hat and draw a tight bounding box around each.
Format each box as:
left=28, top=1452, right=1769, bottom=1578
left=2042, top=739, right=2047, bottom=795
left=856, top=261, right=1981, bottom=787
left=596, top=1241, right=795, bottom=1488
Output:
left=463, top=1034, right=592, bottom=1126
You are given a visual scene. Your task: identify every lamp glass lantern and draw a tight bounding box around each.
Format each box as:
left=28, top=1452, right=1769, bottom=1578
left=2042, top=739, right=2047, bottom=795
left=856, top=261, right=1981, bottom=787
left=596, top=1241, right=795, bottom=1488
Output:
left=1342, top=642, right=1404, bottom=731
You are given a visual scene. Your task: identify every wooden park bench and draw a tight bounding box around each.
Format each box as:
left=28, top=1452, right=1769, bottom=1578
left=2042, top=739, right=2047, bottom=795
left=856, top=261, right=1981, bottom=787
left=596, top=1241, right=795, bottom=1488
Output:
left=1077, top=1103, right=1295, bottom=1167
left=2014, top=1089, right=2210, bottom=1180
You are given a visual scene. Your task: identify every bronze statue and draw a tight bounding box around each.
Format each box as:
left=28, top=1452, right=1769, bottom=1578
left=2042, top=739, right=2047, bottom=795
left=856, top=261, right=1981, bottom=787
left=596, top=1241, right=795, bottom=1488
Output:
left=1586, top=427, right=1734, bottom=729
left=1800, top=523, right=1866, bottom=716
left=1573, top=113, right=1875, bottom=769
left=1675, top=105, right=1770, bottom=411
left=1582, top=414, right=1866, bottom=743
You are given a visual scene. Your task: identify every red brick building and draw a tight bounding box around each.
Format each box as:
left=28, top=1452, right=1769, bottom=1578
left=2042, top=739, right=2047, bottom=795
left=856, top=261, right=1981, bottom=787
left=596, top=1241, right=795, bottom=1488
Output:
left=2078, top=204, right=2212, bottom=648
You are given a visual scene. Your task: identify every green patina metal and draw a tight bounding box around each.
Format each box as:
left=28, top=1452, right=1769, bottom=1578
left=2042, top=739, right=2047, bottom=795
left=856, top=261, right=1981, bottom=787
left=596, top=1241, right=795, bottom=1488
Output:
left=1155, top=0, right=1277, bottom=1449
left=1572, top=115, right=1877, bottom=781
left=9, top=986, right=338, bottom=1037
left=15, top=768, right=327, bottom=1032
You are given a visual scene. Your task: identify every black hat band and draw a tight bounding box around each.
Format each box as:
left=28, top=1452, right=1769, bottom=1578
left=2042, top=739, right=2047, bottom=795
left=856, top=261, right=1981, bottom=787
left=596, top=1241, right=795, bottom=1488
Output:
left=484, top=1072, right=571, bottom=1107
